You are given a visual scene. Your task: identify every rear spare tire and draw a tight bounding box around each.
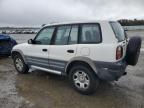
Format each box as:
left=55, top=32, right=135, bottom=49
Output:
left=126, top=36, right=142, bottom=66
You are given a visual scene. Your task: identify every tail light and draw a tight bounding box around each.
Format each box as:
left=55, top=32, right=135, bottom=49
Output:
left=116, top=46, right=123, bottom=60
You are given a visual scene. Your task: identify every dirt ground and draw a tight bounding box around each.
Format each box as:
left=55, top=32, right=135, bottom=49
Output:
left=0, top=54, right=144, bottom=108
left=0, top=31, right=144, bottom=108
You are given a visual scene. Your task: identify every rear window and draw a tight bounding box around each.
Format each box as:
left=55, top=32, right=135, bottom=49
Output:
left=110, top=22, right=125, bottom=42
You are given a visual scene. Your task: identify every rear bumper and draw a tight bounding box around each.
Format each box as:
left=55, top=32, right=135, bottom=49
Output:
left=95, top=60, right=127, bottom=81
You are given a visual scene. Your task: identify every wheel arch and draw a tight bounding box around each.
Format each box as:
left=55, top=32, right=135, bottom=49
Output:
left=11, top=49, right=27, bottom=64
left=65, top=57, right=98, bottom=75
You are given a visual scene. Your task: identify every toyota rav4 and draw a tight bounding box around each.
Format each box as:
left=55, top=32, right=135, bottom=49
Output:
left=11, top=21, right=142, bottom=94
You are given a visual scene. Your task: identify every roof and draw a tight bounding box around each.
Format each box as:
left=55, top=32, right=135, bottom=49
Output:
left=44, top=20, right=111, bottom=27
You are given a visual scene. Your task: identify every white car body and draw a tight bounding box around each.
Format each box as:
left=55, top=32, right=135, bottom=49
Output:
left=12, top=20, right=127, bottom=81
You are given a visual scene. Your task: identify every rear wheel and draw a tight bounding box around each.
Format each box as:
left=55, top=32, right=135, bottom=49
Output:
left=69, top=64, right=99, bottom=95
left=13, top=54, right=29, bottom=74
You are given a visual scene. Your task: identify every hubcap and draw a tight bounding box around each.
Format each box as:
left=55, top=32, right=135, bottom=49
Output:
left=15, top=58, right=23, bottom=71
left=73, top=71, right=90, bottom=90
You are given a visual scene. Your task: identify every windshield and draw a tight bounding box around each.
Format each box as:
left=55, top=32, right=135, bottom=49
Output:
left=110, top=22, right=125, bottom=42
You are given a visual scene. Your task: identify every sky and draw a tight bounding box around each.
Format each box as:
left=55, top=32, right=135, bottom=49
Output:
left=0, top=0, right=144, bottom=26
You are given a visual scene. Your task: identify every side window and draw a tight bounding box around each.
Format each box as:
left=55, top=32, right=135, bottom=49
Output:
left=54, top=26, right=71, bottom=45
left=80, top=24, right=101, bottom=43
left=35, top=27, right=55, bottom=45
left=68, top=25, right=78, bottom=44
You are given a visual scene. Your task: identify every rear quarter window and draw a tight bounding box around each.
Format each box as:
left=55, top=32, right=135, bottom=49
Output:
left=80, top=24, right=102, bottom=44
left=110, top=22, right=125, bottom=42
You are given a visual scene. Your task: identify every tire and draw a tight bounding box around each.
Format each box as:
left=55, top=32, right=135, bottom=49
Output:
left=126, top=36, right=142, bottom=66
left=13, top=54, right=29, bottom=74
left=69, top=63, right=99, bottom=95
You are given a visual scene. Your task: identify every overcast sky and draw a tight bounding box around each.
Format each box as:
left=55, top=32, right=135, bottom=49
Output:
left=0, top=0, right=144, bottom=26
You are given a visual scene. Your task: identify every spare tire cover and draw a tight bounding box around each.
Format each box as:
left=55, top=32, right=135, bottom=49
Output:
left=126, top=36, right=142, bottom=66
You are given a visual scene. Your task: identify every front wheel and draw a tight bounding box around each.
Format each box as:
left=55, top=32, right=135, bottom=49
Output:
left=69, top=64, right=99, bottom=95
left=13, top=54, right=29, bottom=74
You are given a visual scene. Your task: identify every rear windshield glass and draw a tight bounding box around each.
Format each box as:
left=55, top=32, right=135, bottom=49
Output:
left=110, top=22, right=125, bottom=42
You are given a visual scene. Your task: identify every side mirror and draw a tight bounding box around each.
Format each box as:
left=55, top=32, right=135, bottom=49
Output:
left=28, top=39, right=34, bottom=44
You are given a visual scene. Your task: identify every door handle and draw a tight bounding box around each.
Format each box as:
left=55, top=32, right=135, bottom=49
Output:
left=67, top=50, right=74, bottom=53
left=42, top=49, right=47, bottom=52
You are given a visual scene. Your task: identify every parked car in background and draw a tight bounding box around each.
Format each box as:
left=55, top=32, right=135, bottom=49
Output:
left=0, top=34, right=17, bottom=57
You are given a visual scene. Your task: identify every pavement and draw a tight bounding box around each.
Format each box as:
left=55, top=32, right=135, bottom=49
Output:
left=0, top=31, right=144, bottom=108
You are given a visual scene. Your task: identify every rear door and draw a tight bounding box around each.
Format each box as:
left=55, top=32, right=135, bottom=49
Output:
left=49, top=25, right=79, bottom=72
left=110, top=22, right=127, bottom=59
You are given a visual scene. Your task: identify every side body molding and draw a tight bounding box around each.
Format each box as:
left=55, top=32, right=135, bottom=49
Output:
left=65, top=56, right=98, bottom=74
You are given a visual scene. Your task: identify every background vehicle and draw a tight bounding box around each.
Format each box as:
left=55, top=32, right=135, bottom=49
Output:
left=0, top=34, right=17, bottom=57
left=11, top=21, right=141, bottom=94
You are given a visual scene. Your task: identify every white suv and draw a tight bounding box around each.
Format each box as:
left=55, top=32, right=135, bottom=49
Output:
left=11, top=21, right=141, bottom=94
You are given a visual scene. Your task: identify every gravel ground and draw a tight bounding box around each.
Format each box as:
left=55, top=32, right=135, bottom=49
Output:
left=0, top=31, right=144, bottom=108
